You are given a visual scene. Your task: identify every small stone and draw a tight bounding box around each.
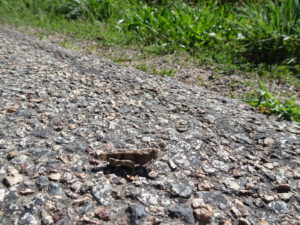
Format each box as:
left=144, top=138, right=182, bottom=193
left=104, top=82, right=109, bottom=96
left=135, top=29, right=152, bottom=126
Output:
left=0, top=215, right=13, bottom=225
left=48, top=173, right=62, bottom=181
left=176, top=124, right=189, bottom=133
left=0, top=189, right=6, bottom=203
left=70, top=181, right=82, bottom=193
left=128, top=204, right=148, bottom=225
left=19, top=188, right=35, bottom=195
left=7, top=150, right=21, bottom=160
left=55, top=218, right=69, bottom=225
left=61, top=172, right=74, bottom=184
left=193, top=205, right=213, bottom=223
left=75, top=173, right=86, bottom=179
left=197, top=181, right=213, bottom=191
left=232, top=169, right=244, bottom=178
left=92, top=178, right=111, bottom=205
left=41, top=210, right=54, bottom=225
left=237, top=218, right=251, bottom=225
left=230, top=206, right=242, bottom=217
left=149, top=206, right=165, bottom=216
left=212, top=160, right=229, bottom=172
left=3, top=166, right=23, bottom=187
left=223, top=179, right=240, bottom=191
left=261, top=168, right=276, bottom=181
left=279, top=193, right=294, bottom=201
left=192, top=198, right=205, bottom=208
left=80, top=180, right=94, bottom=193
left=268, top=201, right=288, bottom=213
left=77, top=216, right=99, bottom=224
left=10, top=154, right=28, bottom=165
left=35, top=176, right=49, bottom=190
left=221, top=219, right=232, bottom=225
left=258, top=220, right=270, bottom=225
left=167, top=159, right=177, bottom=170
left=195, top=191, right=232, bottom=210
left=263, top=163, right=274, bottom=170
left=148, top=168, right=160, bottom=178
left=138, top=192, right=159, bottom=205
left=51, top=210, right=64, bottom=223
left=66, top=190, right=78, bottom=199
left=170, top=181, right=193, bottom=198
left=17, top=213, right=38, bottom=225
left=167, top=206, right=195, bottom=224
left=94, top=206, right=110, bottom=221
left=203, top=114, right=216, bottom=124
left=264, top=138, right=274, bottom=145
left=48, top=182, right=63, bottom=195
left=31, top=129, right=52, bottom=139
left=263, top=195, right=275, bottom=202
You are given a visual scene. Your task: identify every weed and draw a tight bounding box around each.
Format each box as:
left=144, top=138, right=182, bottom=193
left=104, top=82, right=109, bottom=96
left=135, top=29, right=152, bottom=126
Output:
left=157, top=68, right=175, bottom=76
left=244, top=81, right=300, bottom=122
left=136, top=63, right=149, bottom=73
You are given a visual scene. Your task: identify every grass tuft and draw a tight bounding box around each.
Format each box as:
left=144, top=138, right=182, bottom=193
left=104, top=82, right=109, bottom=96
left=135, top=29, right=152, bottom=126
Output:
left=244, top=81, right=300, bottom=122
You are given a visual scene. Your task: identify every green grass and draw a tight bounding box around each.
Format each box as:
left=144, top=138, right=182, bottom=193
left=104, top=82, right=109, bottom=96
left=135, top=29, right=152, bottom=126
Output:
left=0, top=0, right=299, bottom=122
left=244, top=81, right=300, bottom=122
left=1, top=0, right=299, bottom=68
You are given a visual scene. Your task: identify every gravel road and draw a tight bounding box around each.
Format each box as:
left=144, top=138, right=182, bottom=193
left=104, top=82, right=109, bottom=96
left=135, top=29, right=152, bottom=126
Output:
left=0, top=27, right=300, bottom=225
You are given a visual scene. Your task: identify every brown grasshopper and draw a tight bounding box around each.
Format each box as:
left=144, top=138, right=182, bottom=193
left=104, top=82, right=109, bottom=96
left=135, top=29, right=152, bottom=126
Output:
left=92, top=148, right=158, bottom=168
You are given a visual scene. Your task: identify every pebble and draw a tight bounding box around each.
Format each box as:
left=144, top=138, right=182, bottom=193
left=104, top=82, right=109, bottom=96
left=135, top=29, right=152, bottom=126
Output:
left=31, top=129, right=52, bottom=139
left=0, top=189, right=5, bottom=202
left=0, top=215, right=13, bottom=225
left=92, top=181, right=111, bottom=206
left=212, top=160, right=229, bottom=172
left=138, top=191, right=159, bottom=206
left=35, top=176, right=50, bottom=190
left=7, top=150, right=21, bottom=160
left=268, top=201, right=288, bottom=214
left=223, top=179, right=240, bottom=191
left=193, top=205, right=213, bottom=223
left=167, top=206, right=195, bottom=224
left=94, top=206, right=111, bottom=221
left=264, top=138, right=275, bottom=145
left=70, top=181, right=82, bottom=193
left=170, top=181, right=193, bottom=198
left=41, top=210, right=54, bottom=225
left=128, top=204, right=148, bottom=225
left=195, top=191, right=232, bottom=209
left=10, top=154, right=29, bottom=165
left=263, top=195, right=275, bottom=202
left=238, top=218, right=251, bottom=225
left=167, top=159, right=177, bottom=170
left=279, top=193, right=294, bottom=201
left=203, top=114, right=216, bottom=124
left=48, top=182, right=63, bottom=195
left=48, top=173, right=62, bottom=181
left=17, top=213, right=38, bottom=225
left=3, top=166, right=23, bottom=187
left=192, top=198, right=205, bottom=208
left=258, top=220, right=270, bottom=225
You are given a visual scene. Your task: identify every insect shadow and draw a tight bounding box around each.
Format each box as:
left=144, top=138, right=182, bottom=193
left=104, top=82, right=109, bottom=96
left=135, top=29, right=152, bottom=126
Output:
left=91, top=164, right=151, bottom=180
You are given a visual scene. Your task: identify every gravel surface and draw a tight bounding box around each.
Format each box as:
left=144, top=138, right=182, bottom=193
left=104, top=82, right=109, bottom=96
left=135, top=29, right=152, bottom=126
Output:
left=0, top=27, right=300, bottom=225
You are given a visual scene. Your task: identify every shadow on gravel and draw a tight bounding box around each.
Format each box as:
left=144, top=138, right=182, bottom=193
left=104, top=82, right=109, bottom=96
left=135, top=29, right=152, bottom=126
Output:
left=91, top=165, right=151, bottom=180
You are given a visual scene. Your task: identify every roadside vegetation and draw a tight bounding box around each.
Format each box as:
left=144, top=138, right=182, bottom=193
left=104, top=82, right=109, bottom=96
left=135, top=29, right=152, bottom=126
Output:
left=0, top=0, right=299, bottom=122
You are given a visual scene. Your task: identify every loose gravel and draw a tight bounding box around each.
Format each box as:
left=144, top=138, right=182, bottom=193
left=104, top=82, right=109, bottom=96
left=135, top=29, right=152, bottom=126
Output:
left=0, top=27, right=300, bottom=225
